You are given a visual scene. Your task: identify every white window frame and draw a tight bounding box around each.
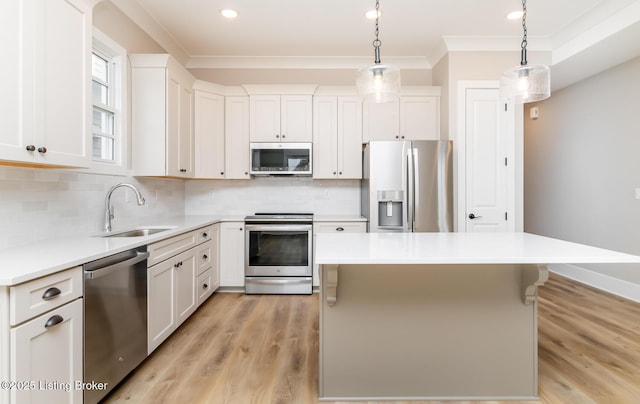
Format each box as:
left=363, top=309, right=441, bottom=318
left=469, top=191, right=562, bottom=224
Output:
left=88, top=28, right=128, bottom=176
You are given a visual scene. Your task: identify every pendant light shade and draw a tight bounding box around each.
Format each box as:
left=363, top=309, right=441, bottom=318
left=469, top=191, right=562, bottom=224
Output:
left=501, top=63, right=550, bottom=103
left=501, top=0, right=550, bottom=103
left=356, top=0, right=400, bottom=103
left=356, top=63, right=401, bottom=103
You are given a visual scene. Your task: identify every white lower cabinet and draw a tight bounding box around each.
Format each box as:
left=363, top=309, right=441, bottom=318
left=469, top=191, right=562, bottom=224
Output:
left=313, top=221, right=366, bottom=287
left=147, top=225, right=217, bottom=354
left=10, top=298, right=83, bottom=404
left=219, top=222, right=245, bottom=287
left=2, top=267, right=84, bottom=404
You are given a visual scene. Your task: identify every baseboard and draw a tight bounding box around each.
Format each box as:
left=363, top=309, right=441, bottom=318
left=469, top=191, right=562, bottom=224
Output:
left=549, top=263, right=640, bottom=303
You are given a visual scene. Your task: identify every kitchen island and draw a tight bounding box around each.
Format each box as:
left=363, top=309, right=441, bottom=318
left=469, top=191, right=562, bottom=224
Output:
left=315, top=232, right=640, bottom=401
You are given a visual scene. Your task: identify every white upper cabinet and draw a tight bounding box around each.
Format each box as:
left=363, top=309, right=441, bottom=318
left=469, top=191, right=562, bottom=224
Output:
left=313, top=96, right=362, bottom=179
left=249, top=95, right=312, bottom=142
left=225, top=96, right=251, bottom=179
left=0, top=0, right=92, bottom=168
left=193, top=82, right=225, bottom=179
left=399, top=96, right=440, bottom=140
left=362, top=98, right=400, bottom=142
left=362, top=88, right=441, bottom=142
left=130, top=54, right=195, bottom=178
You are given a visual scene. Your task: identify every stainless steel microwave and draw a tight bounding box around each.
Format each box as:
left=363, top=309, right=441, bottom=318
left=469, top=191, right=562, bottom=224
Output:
left=250, top=142, right=312, bottom=176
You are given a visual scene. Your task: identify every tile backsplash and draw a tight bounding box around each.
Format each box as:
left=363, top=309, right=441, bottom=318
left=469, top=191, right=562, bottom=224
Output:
left=185, top=177, right=361, bottom=216
left=0, top=166, right=185, bottom=249
left=0, top=167, right=361, bottom=249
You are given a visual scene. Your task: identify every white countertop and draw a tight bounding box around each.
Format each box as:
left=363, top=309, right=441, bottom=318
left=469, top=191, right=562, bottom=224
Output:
left=315, top=232, right=640, bottom=265
left=0, top=215, right=232, bottom=286
left=313, top=215, right=367, bottom=222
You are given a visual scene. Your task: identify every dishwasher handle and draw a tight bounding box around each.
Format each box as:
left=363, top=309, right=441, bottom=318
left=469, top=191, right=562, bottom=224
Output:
left=84, top=251, right=150, bottom=280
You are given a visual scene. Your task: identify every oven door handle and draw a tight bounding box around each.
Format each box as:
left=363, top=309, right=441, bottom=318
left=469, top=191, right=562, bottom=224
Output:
left=245, top=224, right=312, bottom=232
left=246, top=278, right=312, bottom=285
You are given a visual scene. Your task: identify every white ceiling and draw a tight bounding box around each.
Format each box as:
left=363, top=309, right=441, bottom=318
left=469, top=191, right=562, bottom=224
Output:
left=111, top=0, right=640, bottom=88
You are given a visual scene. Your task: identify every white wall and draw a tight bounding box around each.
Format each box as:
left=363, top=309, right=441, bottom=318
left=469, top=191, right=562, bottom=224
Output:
left=524, top=56, right=640, bottom=301
left=0, top=167, right=185, bottom=249
left=185, top=178, right=360, bottom=216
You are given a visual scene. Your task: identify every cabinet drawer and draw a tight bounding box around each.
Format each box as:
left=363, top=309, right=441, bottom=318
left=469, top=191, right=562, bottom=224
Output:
left=197, top=269, right=214, bottom=307
left=314, top=222, right=367, bottom=234
left=197, top=240, right=213, bottom=275
left=9, top=267, right=83, bottom=326
left=148, top=231, right=197, bottom=267
left=197, top=225, right=214, bottom=244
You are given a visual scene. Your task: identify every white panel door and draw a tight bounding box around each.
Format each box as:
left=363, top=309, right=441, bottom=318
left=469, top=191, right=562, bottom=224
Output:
left=465, top=88, right=507, bottom=232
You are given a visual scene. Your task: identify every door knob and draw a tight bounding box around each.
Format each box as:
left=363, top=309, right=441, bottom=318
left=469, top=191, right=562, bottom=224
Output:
left=468, top=213, right=482, bottom=219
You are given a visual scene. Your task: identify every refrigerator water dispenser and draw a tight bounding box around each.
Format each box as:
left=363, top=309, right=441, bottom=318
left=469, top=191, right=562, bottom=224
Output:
left=377, top=190, right=403, bottom=228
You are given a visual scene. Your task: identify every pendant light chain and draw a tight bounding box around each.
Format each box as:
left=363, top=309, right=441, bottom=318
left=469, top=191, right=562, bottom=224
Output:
left=373, top=0, right=381, bottom=63
left=519, top=0, right=528, bottom=66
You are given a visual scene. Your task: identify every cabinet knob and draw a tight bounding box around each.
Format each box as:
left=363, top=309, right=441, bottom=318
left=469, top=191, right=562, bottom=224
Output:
left=244, top=172, right=249, bottom=176
left=25, top=145, right=36, bottom=152
left=179, top=168, right=187, bottom=173
left=336, top=227, right=345, bottom=232
left=42, top=287, right=62, bottom=301
left=203, top=254, right=208, bottom=260
left=203, top=283, right=208, bottom=289
left=37, top=146, right=47, bottom=153
left=338, top=171, right=342, bottom=175
left=202, top=232, right=208, bottom=238
left=282, top=134, right=286, bottom=138
left=44, top=315, right=64, bottom=329
left=333, top=171, right=337, bottom=175
left=275, top=134, right=280, bottom=138
left=239, top=227, right=243, bottom=231
left=220, top=172, right=224, bottom=175
left=395, top=135, right=399, bottom=139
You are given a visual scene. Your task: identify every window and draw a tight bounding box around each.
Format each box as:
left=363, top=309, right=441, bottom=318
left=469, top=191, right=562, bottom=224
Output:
left=90, top=29, right=127, bottom=175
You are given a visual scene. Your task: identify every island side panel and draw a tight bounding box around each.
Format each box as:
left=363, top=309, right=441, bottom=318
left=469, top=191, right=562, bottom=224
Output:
left=319, top=263, right=538, bottom=400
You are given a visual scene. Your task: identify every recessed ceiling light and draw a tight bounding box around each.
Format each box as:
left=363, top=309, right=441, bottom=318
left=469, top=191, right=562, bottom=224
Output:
left=506, top=10, right=523, bottom=20
left=221, top=9, right=238, bottom=18
left=365, top=9, right=381, bottom=19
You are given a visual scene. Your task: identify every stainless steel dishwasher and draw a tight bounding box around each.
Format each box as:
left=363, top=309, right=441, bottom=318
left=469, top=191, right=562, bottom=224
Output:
left=83, top=246, right=149, bottom=404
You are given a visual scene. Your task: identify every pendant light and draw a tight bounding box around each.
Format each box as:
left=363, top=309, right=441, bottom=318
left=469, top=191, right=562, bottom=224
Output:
left=356, top=0, right=400, bottom=103
left=500, top=0, right=550, bottom=103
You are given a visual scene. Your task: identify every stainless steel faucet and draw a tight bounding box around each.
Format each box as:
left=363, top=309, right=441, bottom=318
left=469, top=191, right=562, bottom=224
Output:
left=104, top=183, right=146, bottom=232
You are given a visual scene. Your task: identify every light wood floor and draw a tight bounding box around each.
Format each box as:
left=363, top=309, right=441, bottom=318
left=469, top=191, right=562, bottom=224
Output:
left=104, top=274, right=640, bottom=403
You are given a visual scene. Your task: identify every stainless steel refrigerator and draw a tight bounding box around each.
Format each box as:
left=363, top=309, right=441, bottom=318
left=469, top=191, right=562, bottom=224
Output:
left=361, top=140, right=453, bottom=232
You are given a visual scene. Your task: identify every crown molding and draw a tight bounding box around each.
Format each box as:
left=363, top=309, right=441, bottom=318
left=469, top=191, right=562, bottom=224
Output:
left=186, top=56, right=431, bottom=70
left=442, top=35, right=552, bottom=52
left=109, top=0, right=189, bottom=65
left=551, top=0, right=640, bottom=65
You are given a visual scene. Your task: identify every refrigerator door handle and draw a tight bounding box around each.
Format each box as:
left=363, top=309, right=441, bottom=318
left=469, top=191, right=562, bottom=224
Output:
left=406, top=145, right=414, bottom=232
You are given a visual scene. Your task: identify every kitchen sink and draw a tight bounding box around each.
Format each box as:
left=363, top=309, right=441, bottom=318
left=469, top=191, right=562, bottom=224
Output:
left=98, top=227, right=175, bottom=238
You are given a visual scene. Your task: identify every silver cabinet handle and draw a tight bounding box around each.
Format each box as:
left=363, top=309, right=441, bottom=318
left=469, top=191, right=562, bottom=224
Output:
left=44, top=315, right=64, bottom=329
left=42, top=287, right=62, bottom=300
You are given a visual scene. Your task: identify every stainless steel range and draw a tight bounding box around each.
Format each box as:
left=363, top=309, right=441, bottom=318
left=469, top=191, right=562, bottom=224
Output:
left=244, top=213, right=313, bottom=294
